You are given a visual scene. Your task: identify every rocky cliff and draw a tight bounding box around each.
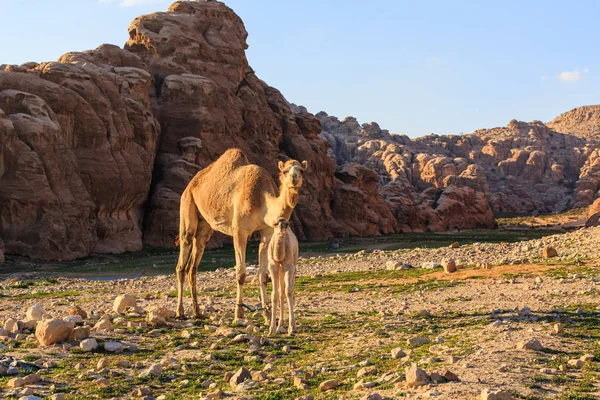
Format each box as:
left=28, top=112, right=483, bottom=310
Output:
left=316, top=108, right=600, bottom=230
left=0, top=0, right=598, bottom=261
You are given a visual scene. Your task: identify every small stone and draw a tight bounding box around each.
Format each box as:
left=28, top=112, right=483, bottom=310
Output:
left=104, top=341, right=124, bottom=352
left=357, top=366, right=378, bottom=379
left=319, top=379, right=339, bottom=391
left=136, top=387, right=153, bottom=396
left=252, top=371, right=268, bottom=382
left=50, top=394, right=66, bottom=400
left=282, top=345, right=291, bottom=353
left=443, top=369, right=459, bottom=381
left=543, top=246, right=558, bottom=258
left=7, top=377, right=26, bottom=388
left=406, top=364, right=430, bottom=388
left=517, top=338, right=543, bottom=351
left=80, top=338, right=98, bottom=352
left=69, top=306, right=88, bottom=320
left=93, top=319, right=111, bottom=331
left=391, top=347, right=406, bottom=359
left=70, top=326, right=91, bottom=341
left=113, top=294, right=137, bottom=314
left=442, top=259, right=457, bottom=273
left=552, top=323, right=564, bottom=335
left=580, top=354, right=595, bottom=362
left=430, top=372, right=446, bottom=383
left=97, top=357, right=110, bottom=369
left=293, top=376, right=308, bottom=390
left=362, top=394, right=383, bottom=400
left=535, top=276, right=543, bottom=284
left=407, top=337, right=431, bottom=346
left=26, top=305, right=45, bottom=321
left=480, top=388, right=513, bottom=400
left=142, top=364, right=163, bottom=377
left=295, top=395, right=314, bottom=400
left=229, top=367, right=251, bottom=388
left=449, top=242, right=459, bottom=249
left=568, top=359, right=584, bottom=368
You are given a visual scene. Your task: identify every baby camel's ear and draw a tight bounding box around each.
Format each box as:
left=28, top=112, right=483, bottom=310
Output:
left=301, top=160, right=308, bottom=170
left=278, top=161, right=285, bottom=172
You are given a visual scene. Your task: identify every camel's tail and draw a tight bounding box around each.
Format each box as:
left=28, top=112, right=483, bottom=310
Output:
left=175, top=235, right=181, bottom=247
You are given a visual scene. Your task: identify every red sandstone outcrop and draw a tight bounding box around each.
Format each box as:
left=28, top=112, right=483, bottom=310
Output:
left=0, top=0, right=598, bottom=261
left=0, top=45, right=159, bottom=260
left=317, top=111, right=600, bottom=224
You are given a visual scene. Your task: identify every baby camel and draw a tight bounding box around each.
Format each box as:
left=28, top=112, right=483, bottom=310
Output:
left=267, top=218, right=298, bottom=336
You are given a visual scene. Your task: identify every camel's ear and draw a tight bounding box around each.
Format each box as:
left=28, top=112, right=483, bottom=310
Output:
left=278, top=161, right=285, bottom=172
left=301, top=160, right=308, bottom=171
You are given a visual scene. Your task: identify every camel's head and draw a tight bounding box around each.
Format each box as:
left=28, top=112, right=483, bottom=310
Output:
left=278, top=159, right=308, bottom=190
left=273, top=218, right=289, bottom=237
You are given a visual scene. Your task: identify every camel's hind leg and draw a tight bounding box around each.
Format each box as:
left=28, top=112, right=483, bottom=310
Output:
left=188, top=220, right=213, bottom=319
left=176, top=189, right=198, bottom=319
left=268, top=262, right=280, bottom=336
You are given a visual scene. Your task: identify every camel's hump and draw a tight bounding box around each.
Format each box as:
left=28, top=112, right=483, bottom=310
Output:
left=215, top=148, right=250, bottom=169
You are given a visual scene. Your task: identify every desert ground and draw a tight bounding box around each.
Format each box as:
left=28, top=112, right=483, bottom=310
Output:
left=1, top=214, right=600, bottom=400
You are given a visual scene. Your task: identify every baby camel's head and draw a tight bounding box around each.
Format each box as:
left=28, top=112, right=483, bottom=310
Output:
left=273, top=218, right=289, bottom=237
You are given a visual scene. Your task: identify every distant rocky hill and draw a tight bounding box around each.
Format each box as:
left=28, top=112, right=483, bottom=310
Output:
left=0, top=0, right=598, bottom=262
left=315, top=107, right=600, bottom=230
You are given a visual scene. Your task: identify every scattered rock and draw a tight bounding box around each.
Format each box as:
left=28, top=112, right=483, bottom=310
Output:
left=543, top=246, right=558, bottom=258
left=26, top=305, right=45, bottom=321
left=391, top=347, right=406, bottom=359
left=113, top=294, right=137, bottom=314
left=481, top=388, right=513, bottom=400
left=104, top=341, right=124, bottom=352
left=568, top=359, right=583, bottom=368
left=69, top=306, right=88, bottom=320
left=35, top=319, right=75, bottom=346
left=552, top=323, right=564, bottom=335
left=517, top=338, right=543, bottom=351
left=442, top=259, right=457, bottom=273
left=70, top=326, right=91, bottom=341
left=319, top=379, right=339, bottom=391
left=80, top=338, right=98, bottom=352
left=229, top=367, right=251, bottom=389
left=405, top=364, right=430, bottom=388
left=407, top=337, right=431, bottom=346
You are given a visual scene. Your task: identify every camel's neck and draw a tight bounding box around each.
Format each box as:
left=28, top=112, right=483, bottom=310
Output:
left=272, top=233, right=287, bottom=262
left=266, top=183, right=299, bottom=225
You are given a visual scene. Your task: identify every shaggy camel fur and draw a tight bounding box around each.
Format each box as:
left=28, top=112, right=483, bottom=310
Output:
left=267, top=218, right=298, bottom=336
left=176, top=148, right=307, bottom=320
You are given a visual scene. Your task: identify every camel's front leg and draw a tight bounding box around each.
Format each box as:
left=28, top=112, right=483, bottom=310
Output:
left=268, top=263, right=279, bottom=336
left=277, top=269, right=285, bottom=331
left=258, top=231, right=272, bottom=325
left=284, top=265, right=296, bottom=335
left=233, top=230, right=248, bottom=321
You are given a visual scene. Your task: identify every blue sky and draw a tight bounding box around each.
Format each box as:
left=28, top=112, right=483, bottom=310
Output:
left=1, top=0, right=598, bottom=137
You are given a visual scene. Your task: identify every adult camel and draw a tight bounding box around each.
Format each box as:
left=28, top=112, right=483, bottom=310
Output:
left=175, top=148, right=307, bottom=321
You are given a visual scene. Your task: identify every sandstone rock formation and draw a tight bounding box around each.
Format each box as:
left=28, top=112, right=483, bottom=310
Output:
left=0, top=0, right=598, bottom=261
left=317, top=110, right=600, bottom=228
left=0, top=45, right=159, bottom=260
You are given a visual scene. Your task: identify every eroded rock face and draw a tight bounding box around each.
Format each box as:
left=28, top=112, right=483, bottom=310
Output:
left=125, top=1, right=343, bottom=245
left=1, top=0, right=599, bottom=260
left=0, top=45, right=159, bottom=260
left=317, top=110, right=600, bottom=225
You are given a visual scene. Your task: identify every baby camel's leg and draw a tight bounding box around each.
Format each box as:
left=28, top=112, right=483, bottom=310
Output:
left=284, top=264, right=296, bottom=335
left=268, top=262, right=279, bottom=336
left=277, top=268, right=285, bottom=331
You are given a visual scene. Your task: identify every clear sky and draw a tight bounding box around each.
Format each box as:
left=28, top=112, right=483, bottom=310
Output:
left=1, top=0, right=598, bottom=137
